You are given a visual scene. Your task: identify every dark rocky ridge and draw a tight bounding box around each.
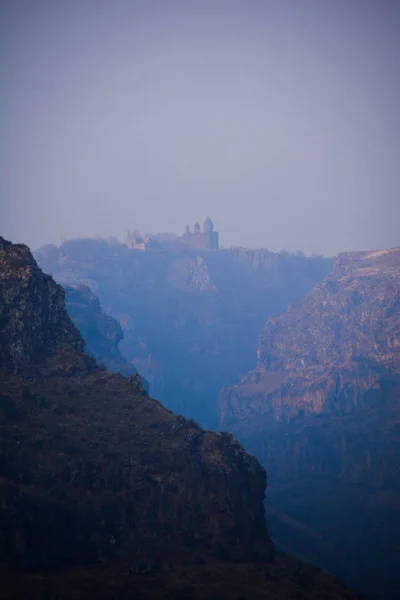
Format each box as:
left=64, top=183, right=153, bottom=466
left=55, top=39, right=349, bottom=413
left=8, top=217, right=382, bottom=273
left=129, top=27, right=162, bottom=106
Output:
left=35, top=238, right=332, bottom=428
left=0, top=236, right=360, bottom=599
left=0, top=237, right=270, bottom=564
left=0, top=240, right=92, bottom=378
left=219, top=248, right=400, bottom=599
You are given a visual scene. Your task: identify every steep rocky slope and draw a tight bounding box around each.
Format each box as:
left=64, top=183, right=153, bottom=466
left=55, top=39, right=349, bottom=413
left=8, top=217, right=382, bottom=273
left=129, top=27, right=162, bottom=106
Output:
left=219, top=248, right=400, bottom=599
left=65, top=284, right=139, bottom=377
left=35, top=239, right=332, bottom=427
left=0, top=236, right=360, bottom=599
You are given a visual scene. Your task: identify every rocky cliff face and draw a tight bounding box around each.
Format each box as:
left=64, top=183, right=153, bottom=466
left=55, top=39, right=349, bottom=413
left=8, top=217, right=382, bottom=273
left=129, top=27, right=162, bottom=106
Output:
left=65, top=284, right=139, bottom=377
left=221, top=248, right=400, bottom=426
left=0, top=238, right=89, bottom=374
left=0, top=237, right=360, bottom=599
left=0, top=237, right=271, bottom=564
left=219, top=248, right=400, bottom=599
left=35, top=239, right=332, bottom=428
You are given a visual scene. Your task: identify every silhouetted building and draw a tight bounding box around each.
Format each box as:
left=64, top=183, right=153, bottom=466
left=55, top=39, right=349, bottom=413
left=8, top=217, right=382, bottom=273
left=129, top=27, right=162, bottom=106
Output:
left=180, top=217, right=219, bottom=250
left=125, top=218, right=219, bottom=251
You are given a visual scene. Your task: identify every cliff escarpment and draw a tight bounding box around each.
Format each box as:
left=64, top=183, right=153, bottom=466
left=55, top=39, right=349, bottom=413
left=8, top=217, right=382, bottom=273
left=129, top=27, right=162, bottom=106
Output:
left=220, top=247, right=400, bottom=431
left=35, top=239, right=332, bottom=427
left=0, top=237, right=270, bottom=565
left=219, top=247, right=400, bottom=599
left=0, top=239, right=91, bottom=375
left=0, top=237, right=360, bottom=599
left=65, top=284, right=139, bottom=377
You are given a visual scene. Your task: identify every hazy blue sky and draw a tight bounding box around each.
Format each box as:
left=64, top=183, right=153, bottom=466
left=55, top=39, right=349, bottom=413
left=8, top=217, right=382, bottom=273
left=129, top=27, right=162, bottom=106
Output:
left=1, top=0, right=399, bottom=255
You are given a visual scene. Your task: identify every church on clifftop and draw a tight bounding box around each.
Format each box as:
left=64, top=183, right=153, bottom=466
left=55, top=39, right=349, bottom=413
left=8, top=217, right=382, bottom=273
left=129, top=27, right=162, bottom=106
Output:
left=180, top=217, right=219, bottom=250
left=126, top=217, right=219, bottom=251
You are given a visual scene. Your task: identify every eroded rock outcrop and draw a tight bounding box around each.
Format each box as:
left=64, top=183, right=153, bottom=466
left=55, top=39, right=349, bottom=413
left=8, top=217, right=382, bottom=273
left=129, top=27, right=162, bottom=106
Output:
left=65, top=284, right=139, bottom=377
left=0, top=237, right=360, bottom=599
left=0, top=238, right=89, bottom=374
left=219, top=247, right=400, bottom=599
left=220, top=247, right=400, bottom=428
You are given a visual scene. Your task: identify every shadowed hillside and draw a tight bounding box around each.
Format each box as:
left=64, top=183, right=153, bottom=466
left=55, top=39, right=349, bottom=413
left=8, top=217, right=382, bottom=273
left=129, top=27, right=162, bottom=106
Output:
left=0, top=237, right=361, bottom=599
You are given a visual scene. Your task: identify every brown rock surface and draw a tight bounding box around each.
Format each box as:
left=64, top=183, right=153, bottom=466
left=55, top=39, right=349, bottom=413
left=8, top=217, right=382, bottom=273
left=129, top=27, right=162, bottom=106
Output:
left=219, top=248, right=400, bottom=599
